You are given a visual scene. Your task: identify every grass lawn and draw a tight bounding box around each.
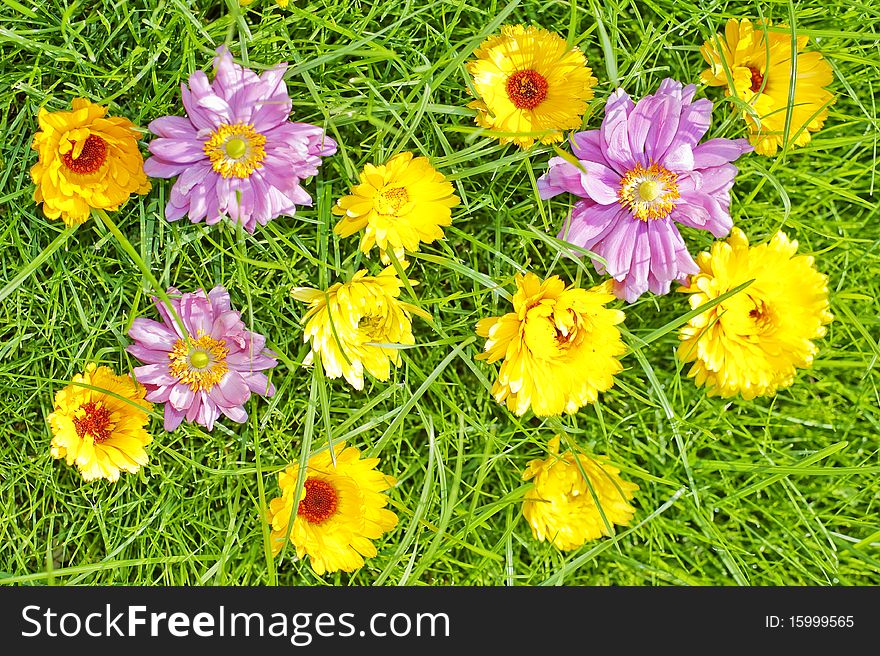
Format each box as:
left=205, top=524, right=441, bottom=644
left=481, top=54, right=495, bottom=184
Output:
left=0, top=0, right=878, bottom=586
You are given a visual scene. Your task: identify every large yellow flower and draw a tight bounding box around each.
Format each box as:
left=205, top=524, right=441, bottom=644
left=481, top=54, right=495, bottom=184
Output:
left=476, top=273, right=626, bottom=416
left=31, top=98, right=151, bottom=226
left=47, top=364, right=153, bottom=482
left=291, top=266, right=431, bottom=390
left=678, top=228, right=833, bottom=399
left=522, top=436, right=638, bottom=551
left=466, top=25, right=597, bottom=149
left=267, top=442, right=399, bottom=575
left=700, top=19, right=835, bottom=156
left=333, top=152, right=459, bottom=263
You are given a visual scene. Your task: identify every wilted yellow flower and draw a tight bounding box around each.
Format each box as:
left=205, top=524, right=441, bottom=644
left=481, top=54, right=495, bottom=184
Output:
left=267, top=442, right=399, bottom=575
left=678, top=228, right=833, bottom=399
left=466, top=25, right=598, bottom=149
left=476, top=273, right=626, bottom=416
left=47, top=364, right=153, bottom=482
left=522, top=436, right=638, bottom=550
left=291, top=266, right=431, bottom=390
left=333, top=152, right=459, bottom=264
left=31, top=98, right=150, bottom=225
left=700, top=18, right=835, bottom=156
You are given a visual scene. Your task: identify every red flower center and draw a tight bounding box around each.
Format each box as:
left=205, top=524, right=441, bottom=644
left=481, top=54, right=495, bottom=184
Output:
left=73, top=401, right=113, bottom=444
left=61, top=134, right=108, bottom=174
left=506, top=70, right=549, bottom=110
left=748, top=67, right=765, bottom=93
left=297, top=479, right=339, bottom=524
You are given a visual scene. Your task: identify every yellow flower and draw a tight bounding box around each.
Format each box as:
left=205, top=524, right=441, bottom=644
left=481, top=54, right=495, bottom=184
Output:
left=31, top=98, right=151, bottom=226
left=678, top=228, right=833, bottom=399
left=700, top=18, right=835, bottom=156
left=267, top=442, right=399, bottom=575
left=291, top=266, right=431, bottom=390
left=333, top=152, right=459, bottom=263
left=522, top=436, right=638, bottom=551
left=47, top=364, right=153, bottom=483
left=466, top=25, right=598, bottom=149
left=476, top=273, right=626, bottom=416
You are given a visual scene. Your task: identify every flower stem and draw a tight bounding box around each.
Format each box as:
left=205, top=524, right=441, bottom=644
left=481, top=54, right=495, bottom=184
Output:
left=93, top=208, right=190, bottom=344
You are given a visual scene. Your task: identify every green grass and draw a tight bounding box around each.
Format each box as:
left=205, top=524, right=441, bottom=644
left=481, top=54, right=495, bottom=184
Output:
left=1, top=0, right=878, bottom=586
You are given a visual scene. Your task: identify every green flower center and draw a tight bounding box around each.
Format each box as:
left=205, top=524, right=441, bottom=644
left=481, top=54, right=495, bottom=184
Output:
left=224, top=137, right=247, bottom=160
left=189, top=350, right=211, bottom=369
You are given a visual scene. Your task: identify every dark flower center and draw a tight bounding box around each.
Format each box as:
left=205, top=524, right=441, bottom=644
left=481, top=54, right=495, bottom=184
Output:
left=297, top=479, right=339, bottom=524
left=73, top=401, right=113, bottom=444
left=61, top=134, right=108, bottom=175
left=748, top=66, right=765, bottom=93
left=506, top=70, right=549, bottom=110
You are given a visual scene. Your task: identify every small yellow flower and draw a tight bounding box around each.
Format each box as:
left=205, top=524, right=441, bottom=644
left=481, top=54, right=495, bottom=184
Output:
left=47, top=364, right=153, bottom=482
left=678, top=228, right=833, bottom=399
left=466, top=25, right=598, bottom=149
left=476, top=273, right=626, bottom=416
left=522, top=436, right=638, bottom=551
left=700, top=18, right=835, bottom=156
left=292, top=266, right=431, bottom=390
left=31, top=98, right=151, bottom=226
left=333, top=152, right=459, bottom=263
left=267, top=442, right=399, bottom=575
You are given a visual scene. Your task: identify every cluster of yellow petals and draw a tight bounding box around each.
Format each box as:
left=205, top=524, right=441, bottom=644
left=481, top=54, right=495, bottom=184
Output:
left=31, top=98, right=150, bottom=225
left=466, top=25, right=598, bottom=148
left=678, top=228, right=833, bottom=399
left=333, top=152, right=459, bottom=264
left=267, top=442, right=399, bottom=575
left=291, top=266, right=431, bottom=390
left=476, top=273, right=626, bottom=417
left=522, top=436, right=638, bottom=551
left=47, top=364, right=153, bottom=482
left=700, top=19, right=835, bottom=156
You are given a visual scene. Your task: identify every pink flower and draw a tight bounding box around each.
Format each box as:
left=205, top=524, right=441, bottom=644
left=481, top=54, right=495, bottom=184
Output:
left=143, top=46, right=336, bottom=233
left=538, top=79, right=752, bottom=302
left=127, top=286, right=277, bottom=432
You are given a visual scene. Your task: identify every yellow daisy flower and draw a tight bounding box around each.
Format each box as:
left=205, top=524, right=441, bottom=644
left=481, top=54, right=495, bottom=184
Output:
left=31, top=98, right=151, bottom=226
left=466, top=25, right=598, bottom=149
left=267, top=441, right=399, bottom=575
left=476, top=273, right=626, bottom=417
left=47, top=364, right=153, bottom=483
left=678, top=228, right=833, bottom=399
left=333, top=152, right=459, bottom=264
left=291, top=266, right=431, bottom=390
left=522, top=435, right=638, bottom=551
left=700, top=18, right=835, bottom=156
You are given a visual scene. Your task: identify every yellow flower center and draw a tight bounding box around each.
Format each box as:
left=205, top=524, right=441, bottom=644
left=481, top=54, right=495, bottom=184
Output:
left=506, top=69, right=549, bottom=110
left=203, top=123, right=266, bottom=178
left=748, top=299, right=777, bottom=333
left=61, top=134, right=108, bottom=175
left=297, top=478, right=339, bottom=524
left=358, top=314, right=384, bottom=339
left=73, top=401, right=114, bottom=444
left=168, top=334, right=230, bottom=392
left=618, top=163, right=680, bottom=221
left=375, top=187, right=410, bottom=215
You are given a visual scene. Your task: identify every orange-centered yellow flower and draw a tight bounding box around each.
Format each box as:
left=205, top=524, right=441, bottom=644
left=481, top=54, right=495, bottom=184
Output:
left=47, top=364, right=153, bottom=482
left=267, top=442, right=399, bottom=575
left=292, top=266, right=431, bottom=390
left=466, top=25, right=598, bottom=149
left=678, top=228, right=833, bottom=399
left=333, top=152, right=459, bottom=263
left=31, top=98, right=150, bottom=225
left=700, top=19, right=835, bottom=156
left=522, top=436, right=638, bottom=550
left=476, top=273, right=626, bottom=416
